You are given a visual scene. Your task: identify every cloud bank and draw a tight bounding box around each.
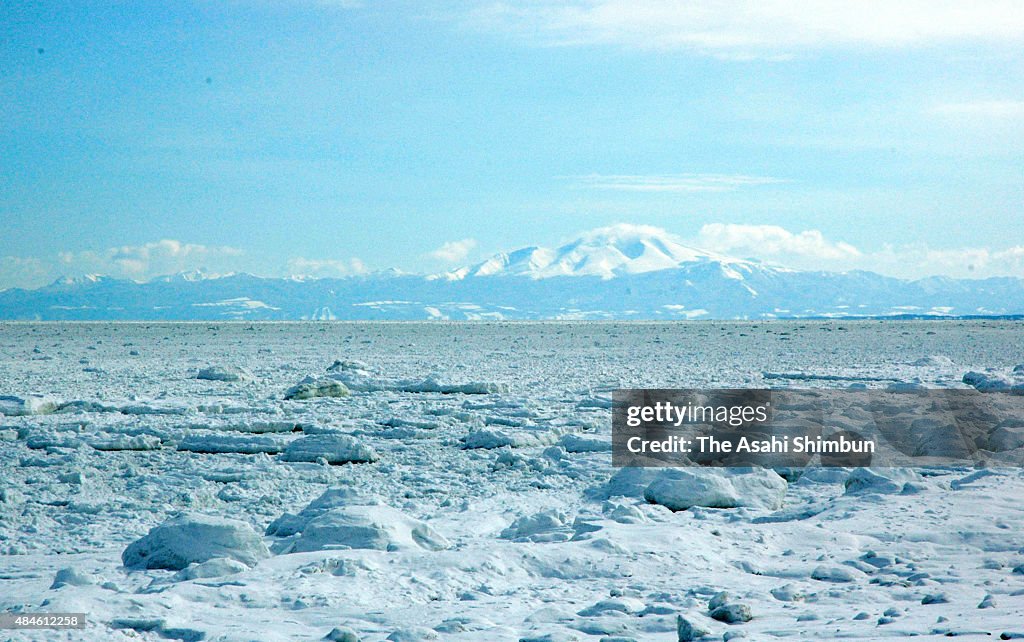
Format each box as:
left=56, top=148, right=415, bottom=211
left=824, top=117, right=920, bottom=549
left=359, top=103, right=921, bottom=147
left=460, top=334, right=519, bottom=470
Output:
left=52, top=240, right=246, bottom=282
left=0, top=240, right=368, bottom=289
left=690, top=223, right=1024, bottom=278
left=428, top=238, right=478, bottom=263
left=284, top=257, right=368, bottom=279
left=572, top=174, right=784, bottom=192
left=469, top=0, right=1024, bottom=56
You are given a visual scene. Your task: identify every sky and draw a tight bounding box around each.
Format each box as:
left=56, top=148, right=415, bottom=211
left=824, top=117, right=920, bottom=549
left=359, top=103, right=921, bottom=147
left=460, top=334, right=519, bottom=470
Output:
left=2, top=0, right=1023, bottom=288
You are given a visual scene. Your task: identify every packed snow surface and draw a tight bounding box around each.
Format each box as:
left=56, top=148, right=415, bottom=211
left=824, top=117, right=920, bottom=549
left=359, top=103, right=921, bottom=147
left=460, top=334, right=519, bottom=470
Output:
left=1, top=321, right=1024, bottom=641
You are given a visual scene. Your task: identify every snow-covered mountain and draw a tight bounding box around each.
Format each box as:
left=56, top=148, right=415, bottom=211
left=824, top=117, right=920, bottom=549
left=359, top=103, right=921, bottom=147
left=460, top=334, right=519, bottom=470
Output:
left=434, top=224, right=747, bottom=280
left=2, top=226, right=1023, bottom=320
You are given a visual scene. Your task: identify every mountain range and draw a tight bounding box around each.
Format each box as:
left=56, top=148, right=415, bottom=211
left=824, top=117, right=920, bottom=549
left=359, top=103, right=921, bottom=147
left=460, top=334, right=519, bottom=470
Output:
left=2, top=226, right=1023, bottom=320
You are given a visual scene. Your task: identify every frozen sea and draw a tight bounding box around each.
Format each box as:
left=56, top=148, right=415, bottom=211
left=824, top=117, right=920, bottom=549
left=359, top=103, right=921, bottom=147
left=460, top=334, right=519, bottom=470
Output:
left=1, top=321, right=1024, bottom=641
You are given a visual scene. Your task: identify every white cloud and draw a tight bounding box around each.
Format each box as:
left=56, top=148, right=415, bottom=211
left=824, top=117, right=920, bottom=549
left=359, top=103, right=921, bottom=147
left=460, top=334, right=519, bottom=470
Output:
left=868, top=243, right=1024, bottom=278
left=57, top=240, right=246, bottom=280
left=692, top=223, right=1024, bottom=278
left=930, top=100, right=1024, bottom=117
left=0, top=256, right=49, bottom=290
left=284, top=257, right=367, bottom=278
left=1, top=240, right=247, bottom=289
left=573, top=173, right=784, bottom=192
left=696, top=223, right=861, bottom=260
left=469, top=1, right=1024, bottom=56
left=428, top=238, right=478, bottom=263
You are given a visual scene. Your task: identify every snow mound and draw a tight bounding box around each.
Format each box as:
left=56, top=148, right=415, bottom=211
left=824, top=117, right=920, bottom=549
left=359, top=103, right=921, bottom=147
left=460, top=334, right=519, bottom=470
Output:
left=843, top=468, right=922, bottom=495
left=173, top=557, right=250, bottom=581
left=50, top=567, right=94, bottom=589
left=500, top=509, right=574, bottom=543
left=811, top=565, right=865, bottom=583
left=285, top=377, right=351, bottom=400
left=284, top=504, right=449, bottom=553
left=122, top=512, right=270, bottom=570
left=196, top=365, right=254, bottom=382
left=280, top=434, right=379, bottom=464
left=577, top=596, right=646, bottom=617
left=644, top=468, right=787, bottom=511
left=178, top=434, right=285, bottom=454
left=324, top=626, right=361, bottom=641
left=326, top=359, right=371, bottom=374
left=0, top=394, right=59, bottom=416
left=266, top=487, right=366, bottom=537
left=911, top=355, right=955, bottom=367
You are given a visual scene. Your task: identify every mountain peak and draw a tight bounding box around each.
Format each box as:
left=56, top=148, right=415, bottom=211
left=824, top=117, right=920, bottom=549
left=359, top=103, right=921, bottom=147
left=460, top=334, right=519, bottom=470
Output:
left=48, top=273, right=119, bottom=288
left=441, top=224, right=743, bottom=280
left=154, top=269, right=230, bottom=283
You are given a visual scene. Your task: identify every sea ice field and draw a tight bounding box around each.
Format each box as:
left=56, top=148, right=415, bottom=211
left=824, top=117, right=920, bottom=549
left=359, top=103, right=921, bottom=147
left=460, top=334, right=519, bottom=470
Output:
left=2, top=320, right=1024, bottom=641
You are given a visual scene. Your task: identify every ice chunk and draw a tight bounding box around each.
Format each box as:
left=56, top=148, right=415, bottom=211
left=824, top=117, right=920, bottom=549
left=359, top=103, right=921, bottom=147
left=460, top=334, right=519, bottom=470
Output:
left=709, top=603, right=752, bottom=623
left=577, top=597, right=646, bottom=616
left=173, top=557, right=250, bottom=581
left=560, top=434, right=611, bottom=453
left=266, top=487, right=365, bottom=537
left=963, top=369, right=1024, bottom=392
left=122, top=512, right=269, bottom=570
left=462, top=428, right=560, bottom=449
left=644, top=468, right=787, bottom=511
left=843, top=468, right=922, bottom=495
left=386, top=628, right=438, bottom=641
left=196, top=365, right=254, bottom=382
left=323, top=626, right=361, bottom=642
left=285, top=377, right=351, bottom=400
left=50, top=567, right=94, bottom=589
left=811, top=565, right=864, bottom=582
left=280, top=434, right=378, bottom=464
left=911, top=355, right=955, bottom=367
left=25, top=430, right=82, bottom=449
left=326, top=359, right=370, bottom=374
left=119, top=402, right=191, bottom=416
left=329, top=369, right=508, bottom=394
left=87, top=434, right=162, bottom=451
left=284, top=504, right=449, bottom=553
left=0, top=394, right=59, bottom=416
left=178, top=434, right=285, bottom=454
left=676, top=613, right=714, bottom=641
left=594, top=467, right=661, bottom=499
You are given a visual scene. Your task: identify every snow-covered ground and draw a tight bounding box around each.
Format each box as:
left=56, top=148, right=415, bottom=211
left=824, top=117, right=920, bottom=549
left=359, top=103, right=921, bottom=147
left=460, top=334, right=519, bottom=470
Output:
left=1, top=321, right=1023, bottom=641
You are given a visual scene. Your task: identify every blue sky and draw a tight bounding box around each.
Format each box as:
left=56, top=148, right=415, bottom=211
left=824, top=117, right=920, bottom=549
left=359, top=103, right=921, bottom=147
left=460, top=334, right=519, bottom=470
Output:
left=2, top=0, right=1023, bottom=288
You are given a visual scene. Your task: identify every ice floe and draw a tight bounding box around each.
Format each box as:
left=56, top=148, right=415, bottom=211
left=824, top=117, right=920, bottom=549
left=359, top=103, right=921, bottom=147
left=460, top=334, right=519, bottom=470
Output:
left=196, top=365, right=254, bottom=382
left=280, top=434, right=378, bottom=464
